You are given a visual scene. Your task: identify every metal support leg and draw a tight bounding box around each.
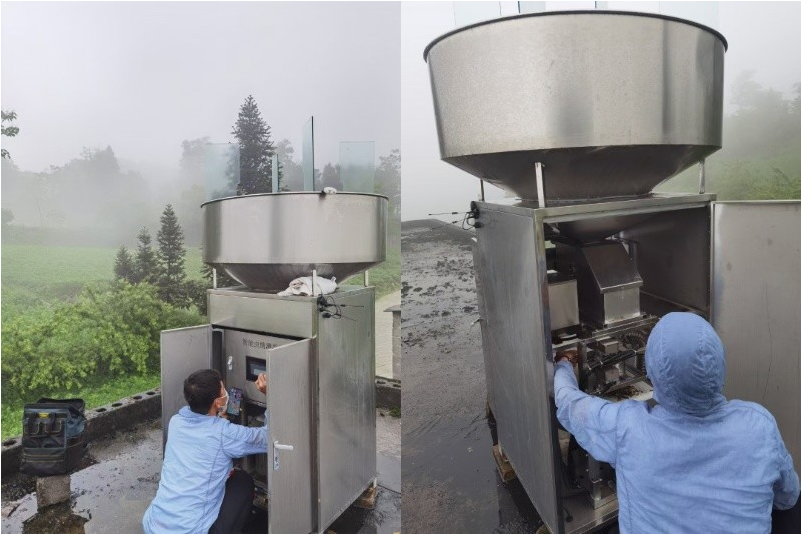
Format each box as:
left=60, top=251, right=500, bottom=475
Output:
left=699, top=159, right=706, bottom=194
left=535, top=162, right=546, bottom=208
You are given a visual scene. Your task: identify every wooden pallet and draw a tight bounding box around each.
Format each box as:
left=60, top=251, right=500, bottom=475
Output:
left=493, top=444, right=517, bottom=482
left=353, top=481, right=379, bottom=510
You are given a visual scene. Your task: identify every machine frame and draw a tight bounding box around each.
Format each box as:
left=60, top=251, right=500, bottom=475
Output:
left=472, top=194, right=801, bottom=533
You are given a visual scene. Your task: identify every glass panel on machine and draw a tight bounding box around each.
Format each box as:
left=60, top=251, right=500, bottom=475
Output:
left=302, top=116, right=315, bottom=191
left=339, top=141, right=375, bottom=193
left=453, top=1, right=500, bottom=27
left=204, top=143, right=240, bottom=201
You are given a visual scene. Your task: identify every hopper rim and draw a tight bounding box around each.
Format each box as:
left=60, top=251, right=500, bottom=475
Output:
left=423, top=9, right=728, bottom=61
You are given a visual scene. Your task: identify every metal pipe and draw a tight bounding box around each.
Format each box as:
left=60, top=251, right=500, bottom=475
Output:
left=699, top=159, right=706, bottom=194
left=480, top=180, right=486, bottom=202
left=535, top=162, right=545, bottom=208
left=364, top=270, right=370, bottom=287
left=312, top=269, right=318, bottom=295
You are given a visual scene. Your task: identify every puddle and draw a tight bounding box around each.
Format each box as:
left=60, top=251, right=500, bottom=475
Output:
left=401, top=220, right=544, bottom=533
left=2, top=413, right=400, bottom=534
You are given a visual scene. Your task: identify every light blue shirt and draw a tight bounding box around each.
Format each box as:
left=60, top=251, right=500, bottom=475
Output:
left=554, top=312, right=799, bottom=534
left=142, top=406, right=268, bottom=534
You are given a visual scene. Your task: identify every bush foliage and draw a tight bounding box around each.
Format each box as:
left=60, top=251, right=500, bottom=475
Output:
left=1, top=282, right=203, bottom=405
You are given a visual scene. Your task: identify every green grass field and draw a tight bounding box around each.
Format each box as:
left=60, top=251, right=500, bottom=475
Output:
left=1, top=244, right=205, bottom=313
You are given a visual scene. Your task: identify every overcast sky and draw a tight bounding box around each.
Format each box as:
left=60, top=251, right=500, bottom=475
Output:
left=1, top=1, right=400, bottom=174
left=401, top=1, right=801, bottom=221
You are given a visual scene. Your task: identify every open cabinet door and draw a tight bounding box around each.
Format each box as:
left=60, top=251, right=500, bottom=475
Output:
left=712, top=201, right=801, bottom=473
left=160, top=325, right=216, bottom=446
left=267, top=338, right=313, bottom=534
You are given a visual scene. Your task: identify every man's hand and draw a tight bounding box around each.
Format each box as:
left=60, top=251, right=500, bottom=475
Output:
left=256, top=373, right=267, bottom=395
left=556, top=349, right=579, bottom=365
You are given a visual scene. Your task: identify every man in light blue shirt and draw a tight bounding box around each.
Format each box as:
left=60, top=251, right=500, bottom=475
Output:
left=143, top=369, right=268, bottom=534
left=554, top=312, right=799, bottom=533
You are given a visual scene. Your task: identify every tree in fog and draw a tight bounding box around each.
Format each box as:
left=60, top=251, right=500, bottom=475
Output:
left=1, top=208, right=14, bottom=227
left=133, top=227, right=159, bottom=284
left=156, top=205, right=187, bottom=306
left=1, top=110, right=19, bottom=159
left=114, top=245, right=136, bottom=283
left=231, top=95, right=274, bottom=195
left=375, top=149, right=401, bottom=218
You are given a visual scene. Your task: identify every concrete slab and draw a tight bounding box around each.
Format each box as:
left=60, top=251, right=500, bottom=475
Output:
left=401, top=220, right=544, bottom=533
left=35, top=475, right=71, bottom=509
left=1, top=410, right=401, bottom=534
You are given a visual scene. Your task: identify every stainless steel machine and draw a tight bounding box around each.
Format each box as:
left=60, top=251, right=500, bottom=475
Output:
left=160, top=191, right=388, bottom=533
left=425, top=11, right=801, bottom=534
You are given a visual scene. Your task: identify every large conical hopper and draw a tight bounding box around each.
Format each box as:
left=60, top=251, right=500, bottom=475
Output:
left=203, top=192, right=387, bottom=291
left=425, top=11, right=727, bottom=203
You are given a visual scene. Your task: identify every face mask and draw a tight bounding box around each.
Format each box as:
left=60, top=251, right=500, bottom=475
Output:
left=218, top=390, right=229, bottom=416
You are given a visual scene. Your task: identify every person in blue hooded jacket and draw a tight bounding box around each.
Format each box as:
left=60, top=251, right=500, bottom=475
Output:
left=554, top=312, right=799, bottom=534
left=142, top=368, right=268, bottom=534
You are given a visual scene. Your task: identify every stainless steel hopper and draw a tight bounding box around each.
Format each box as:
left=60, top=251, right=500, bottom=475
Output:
left=425, top=11, right=727, bottom=203
left=203, top=192, right=388, bottom=291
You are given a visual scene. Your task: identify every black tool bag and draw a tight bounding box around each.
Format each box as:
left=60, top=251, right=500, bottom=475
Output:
left=21, top=398, right=87, bottom=476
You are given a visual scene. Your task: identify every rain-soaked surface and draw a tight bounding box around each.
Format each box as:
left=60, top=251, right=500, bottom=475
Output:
left=401, top=220, right=544, bottom=533
left=2, top=411, right=400, bottom=533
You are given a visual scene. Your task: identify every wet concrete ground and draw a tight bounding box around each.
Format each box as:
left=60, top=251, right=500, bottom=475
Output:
left=401, top=220, right=544, bottom=533
left=1, top=410, right=401, bottom=534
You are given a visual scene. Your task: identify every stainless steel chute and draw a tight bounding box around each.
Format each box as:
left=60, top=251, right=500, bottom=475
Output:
left=203, top=192, right=388, bottom=290
left=425, top=11, right=726, bottom=203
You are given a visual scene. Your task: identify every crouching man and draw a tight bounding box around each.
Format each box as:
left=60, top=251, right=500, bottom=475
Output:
left=143, top=369, right=268, bottom=534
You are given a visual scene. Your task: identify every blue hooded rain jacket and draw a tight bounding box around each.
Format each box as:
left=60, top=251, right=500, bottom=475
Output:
left=554, top=312, right=799, bottom=533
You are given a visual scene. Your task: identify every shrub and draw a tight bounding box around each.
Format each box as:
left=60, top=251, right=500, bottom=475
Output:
left=1, top=281, right=203, bottom=404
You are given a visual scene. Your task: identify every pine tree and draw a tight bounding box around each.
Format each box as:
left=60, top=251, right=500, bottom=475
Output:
left=134, top=227, right=159, bottom=284
left=156, top=205, right=187, bottom=306
left=113, top=245, right=136, bottom=283
left=231, top=95, right=274, bottom=194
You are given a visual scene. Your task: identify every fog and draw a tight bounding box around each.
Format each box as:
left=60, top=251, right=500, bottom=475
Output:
left=1, top=1, right=400, bottom=244
left=401, top=1, right=801, bottom=221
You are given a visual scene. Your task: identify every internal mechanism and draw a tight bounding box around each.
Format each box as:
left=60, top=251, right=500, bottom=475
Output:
left=547, top=228, right=658, bottom=509
left=236, top=402, right=270, bottom=508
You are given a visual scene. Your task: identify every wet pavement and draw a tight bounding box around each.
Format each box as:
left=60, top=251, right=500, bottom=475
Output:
left=401, top=220, right=544, bottom=533
left=2, top=411, right=401, bottom=534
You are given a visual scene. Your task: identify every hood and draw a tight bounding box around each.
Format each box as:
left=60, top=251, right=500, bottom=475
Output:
left=645, top=312, right=726, bottom=415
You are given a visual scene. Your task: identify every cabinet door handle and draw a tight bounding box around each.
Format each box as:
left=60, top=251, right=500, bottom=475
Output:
left=273, top=441, right=294, bottom=471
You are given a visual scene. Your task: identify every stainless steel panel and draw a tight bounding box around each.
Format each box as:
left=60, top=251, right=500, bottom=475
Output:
left=222, top=330, right=299, bottom=405
left=267, top=338, right=314, bottom=534
left=425, top=12, right=725, bottom=202
left=203, top=192, right=388, bottom=290
left=317, top=288, right=377, bottom=531
left=603, top=288, right=641, bottom=324
left=208, top=288, right=315, bottom=339
left=160, top=325, right=213, bottom=445
left=555, top=242, right=642, bottom=327
left=712, top=201, right=801, bottom=473
left=619, top=205, right=711, bottom=315
left=473, top=240, right=497, bottom=414
left=547, top=275, right=579, bottom=331
left=473, top=207, right=562, bottom=532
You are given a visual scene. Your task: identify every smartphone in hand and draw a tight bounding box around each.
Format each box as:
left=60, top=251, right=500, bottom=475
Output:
left=227, top=387, right=243, bottom=417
